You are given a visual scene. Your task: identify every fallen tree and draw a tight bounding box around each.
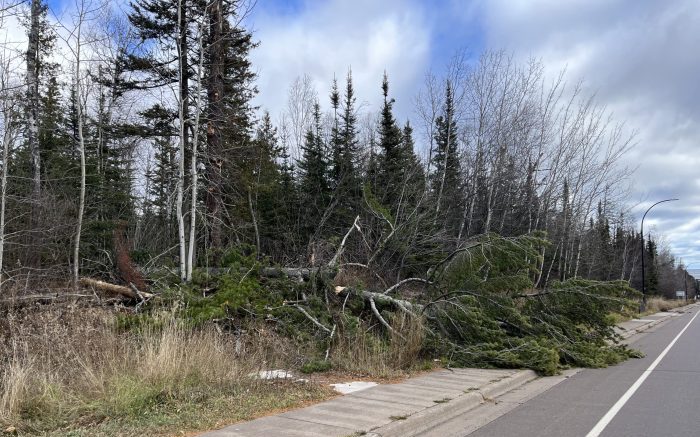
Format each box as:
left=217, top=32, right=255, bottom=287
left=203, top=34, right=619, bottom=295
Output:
left=79, top=278, right=154, bottom=300
left=137, top=229, right=641, bottom=376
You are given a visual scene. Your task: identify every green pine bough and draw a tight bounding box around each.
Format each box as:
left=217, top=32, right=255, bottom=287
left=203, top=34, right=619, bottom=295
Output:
left=125, top=234, right=642, bottom=376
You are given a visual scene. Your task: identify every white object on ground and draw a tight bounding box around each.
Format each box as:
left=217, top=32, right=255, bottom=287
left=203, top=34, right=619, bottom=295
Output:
left=251, top=369, right=295, bottom=380
left=330, top=381, right=378, bottom=394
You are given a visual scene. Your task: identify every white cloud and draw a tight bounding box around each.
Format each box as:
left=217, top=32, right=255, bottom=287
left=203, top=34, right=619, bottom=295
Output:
left=248, top=0, right=430, bottom=123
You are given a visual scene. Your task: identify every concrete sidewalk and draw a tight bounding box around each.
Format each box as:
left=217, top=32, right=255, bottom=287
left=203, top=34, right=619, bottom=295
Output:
left=615, top=304, right=696, bottom=339
left=201, top=368, right=538, bottom=437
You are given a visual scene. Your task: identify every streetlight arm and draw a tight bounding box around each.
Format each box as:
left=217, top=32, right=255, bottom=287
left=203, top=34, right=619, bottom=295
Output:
left=639, top=198, right=678, bottom=312
left=641, top=198, right=679, bottom=234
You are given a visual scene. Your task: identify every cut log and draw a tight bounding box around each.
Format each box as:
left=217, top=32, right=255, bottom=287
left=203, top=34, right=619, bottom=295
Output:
left=79, top=278, right=154, bottom=300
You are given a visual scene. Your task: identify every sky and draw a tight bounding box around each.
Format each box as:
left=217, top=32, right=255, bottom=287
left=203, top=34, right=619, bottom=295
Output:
left=246, top=0, right=700, bottom=266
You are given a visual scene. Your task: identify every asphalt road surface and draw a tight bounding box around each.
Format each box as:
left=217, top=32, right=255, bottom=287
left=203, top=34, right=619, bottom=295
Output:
left=467, top=305, right=700, bottom=437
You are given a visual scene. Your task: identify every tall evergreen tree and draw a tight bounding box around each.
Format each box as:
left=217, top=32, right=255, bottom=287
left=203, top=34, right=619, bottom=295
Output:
left=430, top=81, right=462, bottom=233
left=376, top=72, right=402, bottom=203
left=204, top=0, right=258, bottom=254
left=142, top=104, right=177, bottom=246
left=399, top=121, right=425, bottom=202
left=23, top=0, right=55, bottom=265
left=375, top=73, right=424, bottom=216
left=297, top=103, right=330, bottom=242
left=328, top=70, right=361, bottom=230
left=253, top=111, right=293, bottom=257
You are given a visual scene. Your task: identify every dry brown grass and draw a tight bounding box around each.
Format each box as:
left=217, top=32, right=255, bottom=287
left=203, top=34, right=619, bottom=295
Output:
left=0, top=305, right=332, bottom=436
left=329, top=312, right=426, bottom=378
left=644, top=297, right=689, bottom=315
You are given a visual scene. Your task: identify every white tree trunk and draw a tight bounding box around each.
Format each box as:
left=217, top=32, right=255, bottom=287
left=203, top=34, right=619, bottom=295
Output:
left=72, top=26, right=86, bottom=288
left=186, top=17, right=206, bottom=282
left=0, top=107, right=13, bottom=292
left=175, top=0, right=187, bottom=281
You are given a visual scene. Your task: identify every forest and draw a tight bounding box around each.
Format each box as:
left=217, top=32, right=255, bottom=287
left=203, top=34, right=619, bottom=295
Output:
left=0, top=0, right=697, bottom=434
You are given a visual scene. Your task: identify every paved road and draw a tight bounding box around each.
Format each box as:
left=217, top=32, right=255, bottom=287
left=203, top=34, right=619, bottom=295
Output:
left=466, top=305, right=700, bottom=437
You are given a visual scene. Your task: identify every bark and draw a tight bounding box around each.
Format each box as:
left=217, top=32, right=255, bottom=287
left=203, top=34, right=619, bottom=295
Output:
left=175, top=0, right=187, bottom=281
left=205, top=0, right=225, bottom=254
left=338, top=287, right=424, bottom=314
left=248, top=188, right=261, bottom=256
left=186, top=16, right=205, bottom=282
left=327, top=215, right=360, bottom=269
left=26, top=0, right=41, bottom=265
left=0, top=106, right=12, bottom=291
left=72, top=20, right=85, bottom=289
left=79, top=277, right=154, bottom=299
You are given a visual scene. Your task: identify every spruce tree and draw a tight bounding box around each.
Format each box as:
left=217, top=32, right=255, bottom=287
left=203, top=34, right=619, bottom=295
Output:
left=375, top=73, right=424, bottom=215
left=204, top=0, right=258, bottom=253
left=430, top=81, right=463, bottom=233
left=253, top=111, right=292, bottom=257
left=39, top=75, right=73, bottom=191
left=329, top=76, right=341, bottom=179
left=399, top=121, right=426, bottom=202
left=23, top=0, right=55, bottom=265
left=297, top=103, right=330, bottom=242
left=376, top=72, right=403, bottom=204
left=142, top=104, right=177, bottom=241
left=328, top=70, right=361, bottom=231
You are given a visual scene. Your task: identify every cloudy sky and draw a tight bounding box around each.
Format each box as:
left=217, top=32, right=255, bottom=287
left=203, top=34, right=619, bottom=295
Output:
left=246, top=0, right=700, bottom=266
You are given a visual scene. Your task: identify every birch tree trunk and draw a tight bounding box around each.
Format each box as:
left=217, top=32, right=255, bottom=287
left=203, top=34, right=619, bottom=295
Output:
left=72, top=12, right=86, bottom=288
left=186, top=15, right=206, bottom=282
left=175, top=0, right=187, bottom=281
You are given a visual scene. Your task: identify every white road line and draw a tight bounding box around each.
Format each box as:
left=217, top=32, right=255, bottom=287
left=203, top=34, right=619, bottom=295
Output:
left=586, top=309, right=700, bottom=437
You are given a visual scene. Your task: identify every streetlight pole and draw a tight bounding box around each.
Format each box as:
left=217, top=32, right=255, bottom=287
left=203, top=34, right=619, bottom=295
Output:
left=640, top=198, right=678, bottom=312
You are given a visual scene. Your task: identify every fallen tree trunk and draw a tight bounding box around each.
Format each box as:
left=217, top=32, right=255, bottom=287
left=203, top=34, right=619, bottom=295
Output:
left=206, top=266, right=337, bottom=281
left=79, top=278, right=154, bottom=300
left=336, top=286, right=425, bottom=314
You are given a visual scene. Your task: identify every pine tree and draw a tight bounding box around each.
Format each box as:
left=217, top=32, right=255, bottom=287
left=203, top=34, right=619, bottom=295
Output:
left=328, top=70, right=361, bottom=231
left=204, top=0, right=258, bottom=254
left=253, top=111, right=293, bottom=257
left=430, top=81, right=462, bottom=233
left=297, top=103, right=330, bottom=242
left=142, top=104, right=178, bottom=245
left=375, top=73, right=424, bottom=216
left=376, top=72, right=403, bottom=203
left=23, top=0, right=55, bottom=265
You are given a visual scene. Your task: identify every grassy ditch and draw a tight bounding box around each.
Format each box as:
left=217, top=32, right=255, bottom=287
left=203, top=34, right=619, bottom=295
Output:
left=643, top=297, right=689, bottom=315
left=0, top=306, right=334, bottom=436
left=608, top=297, right=690, bottom=324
